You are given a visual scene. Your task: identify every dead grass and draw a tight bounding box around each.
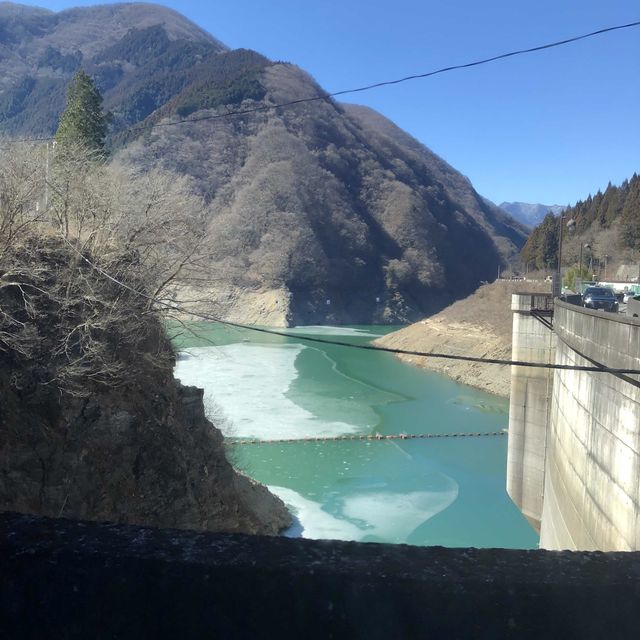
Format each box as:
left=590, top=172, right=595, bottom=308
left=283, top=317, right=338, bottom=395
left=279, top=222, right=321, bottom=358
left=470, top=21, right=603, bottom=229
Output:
left=432, top=279, right=551, bottom=341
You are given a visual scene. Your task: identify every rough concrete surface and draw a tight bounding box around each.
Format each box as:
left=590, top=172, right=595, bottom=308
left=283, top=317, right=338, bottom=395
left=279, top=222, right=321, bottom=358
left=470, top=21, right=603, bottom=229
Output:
left=2, top=512, right=640, bottom=639
left=540, top=302, right=640, bottom=550
left=507, top=294, right=556, bottom=532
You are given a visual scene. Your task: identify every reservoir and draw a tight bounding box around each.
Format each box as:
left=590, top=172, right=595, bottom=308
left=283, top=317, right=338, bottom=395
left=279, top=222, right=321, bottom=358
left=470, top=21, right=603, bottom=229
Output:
left=174, top=323, right=538, bottom=548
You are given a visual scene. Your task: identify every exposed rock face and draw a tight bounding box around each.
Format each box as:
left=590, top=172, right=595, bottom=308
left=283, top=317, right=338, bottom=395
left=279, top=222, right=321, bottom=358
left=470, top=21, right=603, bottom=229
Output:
left=0, top=238, right=290, bottom=535
left=0, top=376, right=289, bottom=534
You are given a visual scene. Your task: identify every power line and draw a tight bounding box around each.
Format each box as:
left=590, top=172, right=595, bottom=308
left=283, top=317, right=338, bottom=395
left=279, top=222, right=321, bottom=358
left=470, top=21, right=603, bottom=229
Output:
left=2, top=19, right=639, bottom=146
left=64, top=239, right=640, bottom=376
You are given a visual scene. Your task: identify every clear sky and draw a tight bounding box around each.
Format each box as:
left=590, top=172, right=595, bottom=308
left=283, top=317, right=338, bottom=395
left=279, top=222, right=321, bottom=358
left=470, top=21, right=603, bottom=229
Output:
left=20, top=0, right=640, bottom=206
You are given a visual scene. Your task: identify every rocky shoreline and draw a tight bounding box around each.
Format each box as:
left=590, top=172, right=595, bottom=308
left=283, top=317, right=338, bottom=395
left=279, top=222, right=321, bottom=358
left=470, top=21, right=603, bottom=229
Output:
left=375, top=280, right=552, bottom=398
left=375, top=318, right=511, bottom=397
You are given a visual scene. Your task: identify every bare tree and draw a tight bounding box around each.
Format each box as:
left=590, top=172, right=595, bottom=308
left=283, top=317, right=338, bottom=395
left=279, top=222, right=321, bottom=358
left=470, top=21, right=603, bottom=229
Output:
left=0, top=142, right=47, bottom=258
left=0, top=143, right=210, bottom=395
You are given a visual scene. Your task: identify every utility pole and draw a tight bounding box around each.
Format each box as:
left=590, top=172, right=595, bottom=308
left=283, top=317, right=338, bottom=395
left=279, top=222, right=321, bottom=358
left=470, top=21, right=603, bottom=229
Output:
left=555, top=215, right=575, bottom=297
left=579, top=243, right=591, bottom=290
left=44, top=142, right=49, bottom=211
left=43, top=140, right=56, bottom=212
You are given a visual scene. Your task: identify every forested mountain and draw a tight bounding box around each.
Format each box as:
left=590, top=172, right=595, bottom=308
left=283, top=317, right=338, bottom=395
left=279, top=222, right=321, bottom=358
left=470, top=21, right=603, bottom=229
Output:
left=0, top=2, right=224, bottom=135
left=521, top=175, right=640, bottom=274
left=498, top=202, right=565, bottom=228
left=0, top=2, right=529, bottom=324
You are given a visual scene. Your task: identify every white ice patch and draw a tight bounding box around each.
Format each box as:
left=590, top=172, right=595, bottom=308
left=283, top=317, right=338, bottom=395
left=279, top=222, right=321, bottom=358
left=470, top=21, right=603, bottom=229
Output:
left=175, top=343, right=363, bottom=441
left=269, top=483, right=459, bottom=543
left=286, top=326, right=385, bottom=338
left=342, top=487, right=459, bottom=543
left=269, top=486, right=363, bottom=541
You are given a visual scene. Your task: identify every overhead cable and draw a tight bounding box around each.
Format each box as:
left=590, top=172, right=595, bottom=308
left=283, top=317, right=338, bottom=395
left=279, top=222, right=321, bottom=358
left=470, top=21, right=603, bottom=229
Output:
left=3, top=19, right=639, bottom=145
left=64, top=239, right=640, bottom=377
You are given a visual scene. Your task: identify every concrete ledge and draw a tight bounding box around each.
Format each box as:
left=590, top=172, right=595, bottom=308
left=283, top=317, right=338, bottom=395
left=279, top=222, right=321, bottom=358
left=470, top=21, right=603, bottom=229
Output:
left=2, top=512, right=640, bottom=639
left=511, top=293, right=553, bottom=312
left=555, top=298, right=640, bottom=327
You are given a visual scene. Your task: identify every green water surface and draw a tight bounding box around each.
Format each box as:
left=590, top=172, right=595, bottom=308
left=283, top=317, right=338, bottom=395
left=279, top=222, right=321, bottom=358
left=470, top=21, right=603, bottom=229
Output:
left=173, top=323, right=538, bottom=549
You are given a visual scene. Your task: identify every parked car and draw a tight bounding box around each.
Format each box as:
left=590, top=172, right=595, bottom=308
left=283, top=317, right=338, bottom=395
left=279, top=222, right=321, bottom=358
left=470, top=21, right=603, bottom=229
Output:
left=581, top=286, right=619, bottom=312
left=623, top=290, right=639, bottom=304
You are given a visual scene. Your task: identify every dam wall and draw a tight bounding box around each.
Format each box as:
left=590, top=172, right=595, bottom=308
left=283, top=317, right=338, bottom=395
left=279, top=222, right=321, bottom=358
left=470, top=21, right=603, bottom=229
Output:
left=507, top=294, right=555, bottom=531
left=508, top=296, right=640, bottom=550
left=540, top=301, right=640, bottom=550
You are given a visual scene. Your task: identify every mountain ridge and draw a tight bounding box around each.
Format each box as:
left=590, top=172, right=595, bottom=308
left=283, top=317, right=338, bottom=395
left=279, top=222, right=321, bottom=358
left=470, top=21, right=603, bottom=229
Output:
left=498, top=201, right=565, bottom=228
left=0, top=2, right=528, bottom=325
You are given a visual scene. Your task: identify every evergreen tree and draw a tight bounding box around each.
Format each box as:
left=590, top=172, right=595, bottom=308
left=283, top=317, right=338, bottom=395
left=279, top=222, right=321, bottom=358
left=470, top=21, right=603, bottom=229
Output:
left=520, top=173, right=640, bottom=267
left=55, top=70, right=108, bottom=154
left=620, top=174, right=640, bottom=250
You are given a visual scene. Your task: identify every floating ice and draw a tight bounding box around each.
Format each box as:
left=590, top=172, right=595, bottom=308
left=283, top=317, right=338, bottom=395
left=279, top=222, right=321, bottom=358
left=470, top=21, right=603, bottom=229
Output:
left=269, top=486, right=363, bottom=541
left=269, top=483, right=459, bottom=544
left=342, top=487, right=459, bottom=542
left=175, top=343, right=365, bottom=440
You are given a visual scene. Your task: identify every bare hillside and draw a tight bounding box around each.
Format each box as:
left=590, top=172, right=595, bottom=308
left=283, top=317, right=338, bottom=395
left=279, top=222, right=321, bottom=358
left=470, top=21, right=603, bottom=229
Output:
left=375, top=280, right=551, bottom=397
left=1, top=3, right=528, bottom=325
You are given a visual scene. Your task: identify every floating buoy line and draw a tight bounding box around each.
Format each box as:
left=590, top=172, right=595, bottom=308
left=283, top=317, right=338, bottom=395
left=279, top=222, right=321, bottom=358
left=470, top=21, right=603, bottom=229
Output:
left=226, top=430, right=507, bottom=445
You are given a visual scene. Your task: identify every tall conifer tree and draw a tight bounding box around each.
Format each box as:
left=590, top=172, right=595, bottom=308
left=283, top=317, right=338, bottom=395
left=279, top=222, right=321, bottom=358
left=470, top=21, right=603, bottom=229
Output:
left=55, top=70, right=108, bottom=154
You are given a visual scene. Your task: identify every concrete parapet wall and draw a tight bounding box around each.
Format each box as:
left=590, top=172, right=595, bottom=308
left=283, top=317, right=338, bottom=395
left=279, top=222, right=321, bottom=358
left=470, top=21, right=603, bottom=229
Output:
left=507, top=294, right=555, bottom=531
left=539, top=302, right=640, bottom=550
left=3, top=512, right=640, bottom=639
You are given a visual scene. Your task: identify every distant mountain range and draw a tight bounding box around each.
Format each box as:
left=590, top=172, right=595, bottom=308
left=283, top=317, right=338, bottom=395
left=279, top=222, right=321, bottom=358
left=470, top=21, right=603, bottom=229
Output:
left=498, top=202, right=566, bottom=228
left=0, top=2, right=529, bottom=324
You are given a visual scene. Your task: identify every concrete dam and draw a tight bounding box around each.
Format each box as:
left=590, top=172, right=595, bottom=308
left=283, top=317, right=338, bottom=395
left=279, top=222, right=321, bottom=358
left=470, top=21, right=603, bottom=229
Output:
left=507, top=294, right=640, bottom=550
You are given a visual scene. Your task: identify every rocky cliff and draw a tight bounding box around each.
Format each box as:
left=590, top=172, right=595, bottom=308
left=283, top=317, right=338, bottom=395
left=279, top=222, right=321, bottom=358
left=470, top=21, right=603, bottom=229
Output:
left=0, top=236, right=290, bottom=534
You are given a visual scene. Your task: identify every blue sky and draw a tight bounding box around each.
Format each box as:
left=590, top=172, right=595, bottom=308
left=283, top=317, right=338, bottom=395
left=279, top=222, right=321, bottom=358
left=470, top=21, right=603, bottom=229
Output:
left=23, top=0, right=640, bottom=206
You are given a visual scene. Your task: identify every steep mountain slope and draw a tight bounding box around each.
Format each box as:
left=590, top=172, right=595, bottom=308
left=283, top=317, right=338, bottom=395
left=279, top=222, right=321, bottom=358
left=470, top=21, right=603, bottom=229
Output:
left=499, top=202, right=565, bottom=228
left=118, top=62, right=528, bottom=324
left=0, top=2, right=528, bottom=325
left=0, top=2, right=225, bottom=135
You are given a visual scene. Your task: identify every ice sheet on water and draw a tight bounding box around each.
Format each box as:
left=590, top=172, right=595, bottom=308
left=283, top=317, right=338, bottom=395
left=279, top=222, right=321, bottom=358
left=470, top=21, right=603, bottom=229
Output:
left=269, top=482, right=459, bottom=544
left=342, top=487, right=458, bottom=542
left=175, top=343, right=366, bottom=440
left=270, top=486, right=363, bottom=541
left=286, top=326, right=385, bottom=337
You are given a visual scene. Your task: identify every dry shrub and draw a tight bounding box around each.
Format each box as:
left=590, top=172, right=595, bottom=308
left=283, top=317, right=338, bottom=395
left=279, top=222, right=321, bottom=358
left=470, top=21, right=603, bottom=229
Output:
left=0, top=142, right=207, bottom=396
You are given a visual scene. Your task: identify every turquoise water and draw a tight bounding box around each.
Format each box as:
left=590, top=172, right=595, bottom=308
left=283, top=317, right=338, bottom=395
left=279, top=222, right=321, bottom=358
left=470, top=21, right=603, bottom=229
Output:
left=173, top=323, right=538, bottom=549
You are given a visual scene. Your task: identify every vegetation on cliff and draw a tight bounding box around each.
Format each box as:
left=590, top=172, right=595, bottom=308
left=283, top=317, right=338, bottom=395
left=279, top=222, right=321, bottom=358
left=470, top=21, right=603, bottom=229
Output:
left=0, top=142, right=290, bottom=534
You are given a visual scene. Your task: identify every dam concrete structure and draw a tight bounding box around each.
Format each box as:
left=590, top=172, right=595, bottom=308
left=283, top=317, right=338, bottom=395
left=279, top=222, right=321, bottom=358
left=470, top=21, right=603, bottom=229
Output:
left=508, top=295, right=640, bottom=550
left=507, top=293, right=556, bottom=532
